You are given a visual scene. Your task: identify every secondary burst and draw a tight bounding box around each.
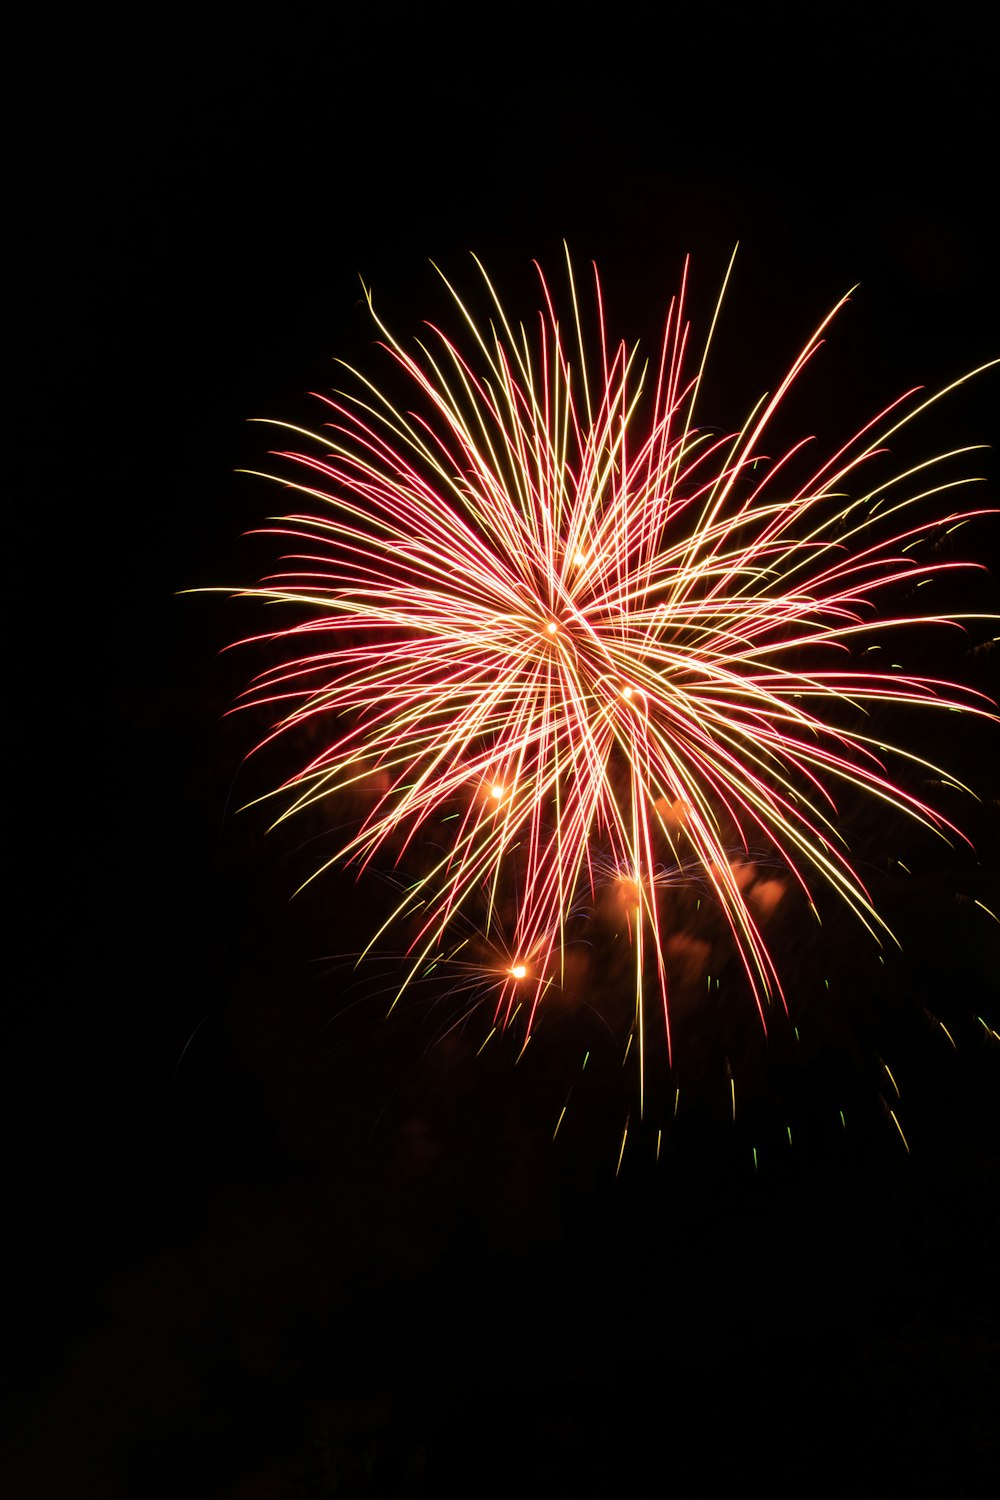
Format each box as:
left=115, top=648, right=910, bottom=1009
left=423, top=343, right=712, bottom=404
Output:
left=227, top=248, right=996, bottom=1110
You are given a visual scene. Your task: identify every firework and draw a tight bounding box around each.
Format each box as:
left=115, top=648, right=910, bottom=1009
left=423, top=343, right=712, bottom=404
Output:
left=224, top=249, right=996, bottom=1112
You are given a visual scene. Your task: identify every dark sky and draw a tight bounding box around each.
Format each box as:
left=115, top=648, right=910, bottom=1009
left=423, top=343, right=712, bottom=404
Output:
left=8, top=5, right=1000, bottom=1497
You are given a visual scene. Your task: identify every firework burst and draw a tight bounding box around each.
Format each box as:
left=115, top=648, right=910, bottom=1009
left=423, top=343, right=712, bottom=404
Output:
left=224, top=248, right=997, bottom=1112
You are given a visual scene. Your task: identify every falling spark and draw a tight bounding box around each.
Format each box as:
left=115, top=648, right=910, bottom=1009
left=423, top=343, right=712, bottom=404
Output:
left=889, top=1108, right=911, bottom=1153
left=617, top=1115, right=630, bottom=1176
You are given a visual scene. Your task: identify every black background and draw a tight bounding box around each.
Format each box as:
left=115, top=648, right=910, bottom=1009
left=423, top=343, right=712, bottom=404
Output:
left=7, top=4, right=1000, bottom=1496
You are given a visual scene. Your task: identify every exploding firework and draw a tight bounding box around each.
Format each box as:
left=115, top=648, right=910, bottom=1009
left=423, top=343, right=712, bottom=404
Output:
left=223, top=249, right=997, bottom=1114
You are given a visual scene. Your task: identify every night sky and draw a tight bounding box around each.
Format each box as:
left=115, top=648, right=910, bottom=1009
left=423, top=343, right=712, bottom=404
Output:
left=7, top=5, right=1000, bottom=1496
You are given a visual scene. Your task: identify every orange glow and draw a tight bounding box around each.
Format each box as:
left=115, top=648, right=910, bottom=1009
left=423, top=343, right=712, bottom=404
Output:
left=655, top=795, right=691, bottom=830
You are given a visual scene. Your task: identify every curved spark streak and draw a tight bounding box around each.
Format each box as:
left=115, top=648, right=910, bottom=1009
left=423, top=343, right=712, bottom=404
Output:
left=223, top=250, right=997, bottom=1110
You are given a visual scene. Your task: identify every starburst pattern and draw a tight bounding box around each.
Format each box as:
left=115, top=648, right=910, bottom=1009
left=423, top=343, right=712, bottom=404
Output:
left=227, top=250, right=996, bottom=1107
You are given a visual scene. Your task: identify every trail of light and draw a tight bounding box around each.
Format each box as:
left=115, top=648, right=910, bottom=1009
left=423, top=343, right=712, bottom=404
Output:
left=216, top=249, right=997, bottom=1110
